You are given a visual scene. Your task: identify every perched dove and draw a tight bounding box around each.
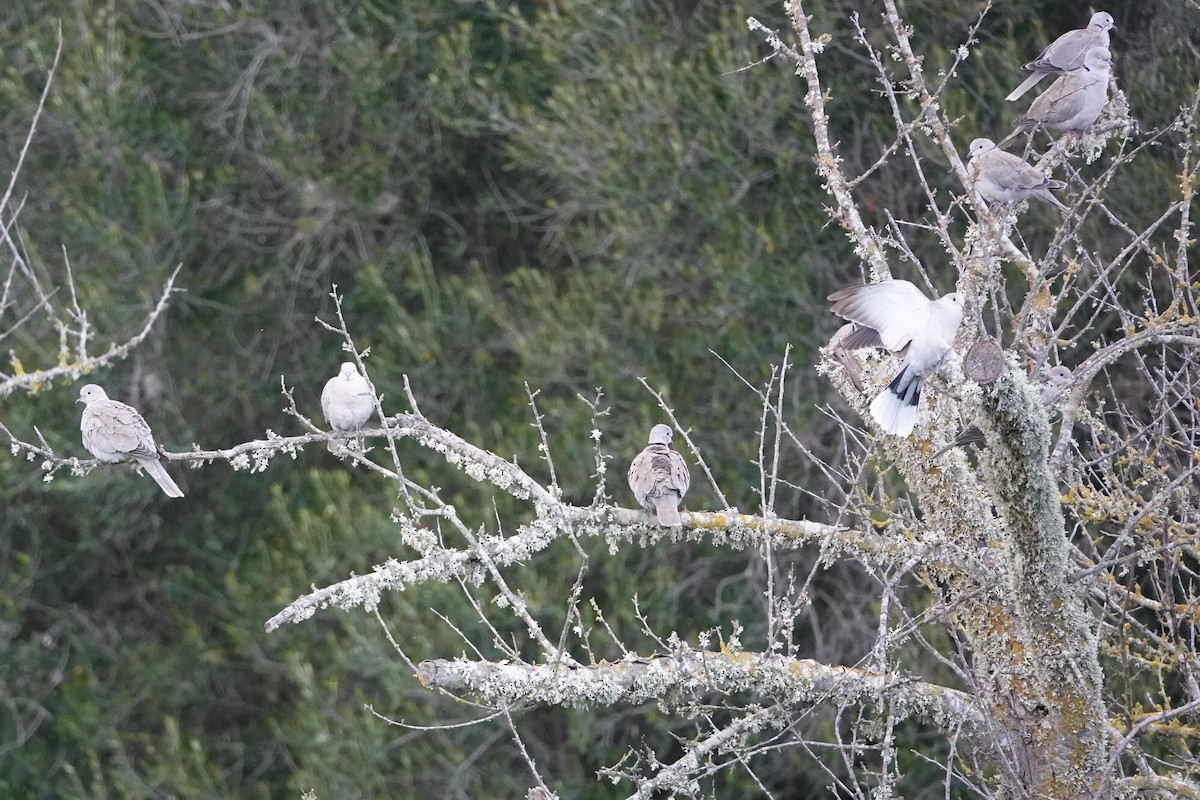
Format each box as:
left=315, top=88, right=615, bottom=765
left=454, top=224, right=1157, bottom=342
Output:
left=933, top=366, right=1073, bottom=457
left=1006, top=12, right=1114, bottom=102
left=627, top=424, right=690, bottom=527
left=968, top=138, right=1066, bottom=212
left=78, top=384, right=184, bottom=498
left=321, top=362, right=374, bottom=452
left=1004, top=47, right=1111, bottom=143
left=827, top=280, right=965, bottom=437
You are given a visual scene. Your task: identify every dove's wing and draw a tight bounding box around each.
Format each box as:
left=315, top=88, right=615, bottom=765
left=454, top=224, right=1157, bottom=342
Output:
left=827, top=280, right=934, bottom=353
left=320, top=377, right=338, bottom=425
left=666, top=450, right=690, bottom=499
left=83, top=400, right=159, bottom=461
left=985, top=150, right=1057, bottom=193
left=980, top=150, right=1067, bottom=209
left=1023, top=72, right=1089, bottom=127
left=1028, top=27, right=1108, bottom=72
left=627, top=447, right=657, bottom=507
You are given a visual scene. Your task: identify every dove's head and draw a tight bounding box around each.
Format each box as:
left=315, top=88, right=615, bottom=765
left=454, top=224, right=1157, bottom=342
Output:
left=1046, top=366, right=1073, bottom=388
left=1042, top=366, right=1074, bottom=405
left=77, top=384, right=109, bottom=405
left=967, top=138, right=996, bottom=158
left=647, top=424, right=673, bottom=446
left=937, top=292, right=966, bottom=324
left=1088, top=12, right=1114, bottom=32
left=338, top=362, right=359, bottom=379
left=1084, top=47, right=1112, bottom=71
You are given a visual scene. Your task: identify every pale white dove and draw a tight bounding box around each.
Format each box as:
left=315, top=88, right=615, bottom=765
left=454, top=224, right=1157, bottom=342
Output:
left=968, top=138, right=1066, bottom=212
left=1004, top=47, right=1111, bottom=144
left=827, top=280, right=965, bottom=437
left=627, top=424, right=690, bottom=527
left=78, top=384, right=184, bottom=498
left=321, top=362, right=374, bottom=453
left=1006, top=12, right=1114, bottom=102
left=933, top=366, right=1073, bottom=457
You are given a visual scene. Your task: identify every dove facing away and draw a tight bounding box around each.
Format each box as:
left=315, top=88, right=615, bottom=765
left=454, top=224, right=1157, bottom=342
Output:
left=933, top=366, right=1073, bottom=457
left=321, top=362, right=374, bottom=452
left=1006, top=12, right=1114, bottom=102
left=628, top=424, right=690, bottom=526
left=78, top=384, right=184, bottom=498
left=968, top=138, right=1066, bottom=212
left=827, top=280, right=965, bottom=437
left=1004, top=47, right=1111, bottom=144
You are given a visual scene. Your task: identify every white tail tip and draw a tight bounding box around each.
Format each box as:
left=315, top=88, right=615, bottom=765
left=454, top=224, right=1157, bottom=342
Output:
left=870, top=390, right=919, bottom=437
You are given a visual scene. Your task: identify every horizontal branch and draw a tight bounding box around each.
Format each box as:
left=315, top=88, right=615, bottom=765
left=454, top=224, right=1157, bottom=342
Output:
left=264, top=505, right=963, bottom=632
left=416, top=648, right=987, bottom=743
left=5, top=410, right=559, bottom=506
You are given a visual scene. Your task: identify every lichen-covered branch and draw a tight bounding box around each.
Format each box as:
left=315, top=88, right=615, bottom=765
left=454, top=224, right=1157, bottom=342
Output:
left=265, top=504, right=956, bottom=632
left=749, top=6, right=891, bottom=280
left=417, top=648, right=987, bottom=744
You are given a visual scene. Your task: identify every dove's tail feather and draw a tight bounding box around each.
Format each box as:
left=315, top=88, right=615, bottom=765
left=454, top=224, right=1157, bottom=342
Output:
left=998, top=126, right=1024, bottom=148
left=1037, top=188, right=1069, bottom=211
left=870, top=367, right=922, bottom=437
left=1006, top=71, right=1047, bottom=102
left=652, top=494, right=682, bottom=527
left=140, top=457, right=184, bottom=498
left=932, top=425, right=985, bottom=458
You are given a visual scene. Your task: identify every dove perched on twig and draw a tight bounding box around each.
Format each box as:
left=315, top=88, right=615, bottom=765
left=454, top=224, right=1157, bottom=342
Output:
left=78, top=384, right=184, bottom=498
left=1006, top=12, right=1114, bottom=102
left=933, top=366, right=1073, bottom=457
left=968, top=138, right=1067, bottom=212
left=628, top=424, right=690, bottom=527
left=321, top=362, right=374, bottom=453
left=1003, top=47, right=1111, bottom=145
left=827, top=280, right=965, bottom=437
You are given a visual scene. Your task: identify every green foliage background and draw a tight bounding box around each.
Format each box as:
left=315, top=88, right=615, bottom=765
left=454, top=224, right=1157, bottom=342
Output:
left=0, top=1, right=1195, bottom=797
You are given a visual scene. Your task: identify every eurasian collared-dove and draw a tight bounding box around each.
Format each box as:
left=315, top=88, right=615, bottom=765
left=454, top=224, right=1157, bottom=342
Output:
left=1004, top=47, right=1111, bottom=144
left=827, top=280, right=965, bottom=437
left=933, top=366, right=1073, bottom=457
left=1006, top=12, right=1114, bottom=102
left=968, top=138, right=1067, bottom=212
left=321, top=362, right=374, bottom=453
left=627, top=424, right=690, bottom=527
left=78, top=384, right=184, bottom=498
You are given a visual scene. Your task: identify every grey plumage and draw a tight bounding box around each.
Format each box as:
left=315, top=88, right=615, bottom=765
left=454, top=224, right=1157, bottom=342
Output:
left=968, top=138, right=1067, bottom=212
left=830, top=323, right=883, bottom=392
left=827, top=280, right=965, bottom=437
left=1006, top=12, right=1114, bottom=102
left=933, top=366, right=1073, bottom=457
left=321, top=362, right=374, bottom=453
left=627, top=424, right=690, bottom=526
left=1004, top=47, right=1112, bottom=144
left=78, top=384, right=184, bottom=498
